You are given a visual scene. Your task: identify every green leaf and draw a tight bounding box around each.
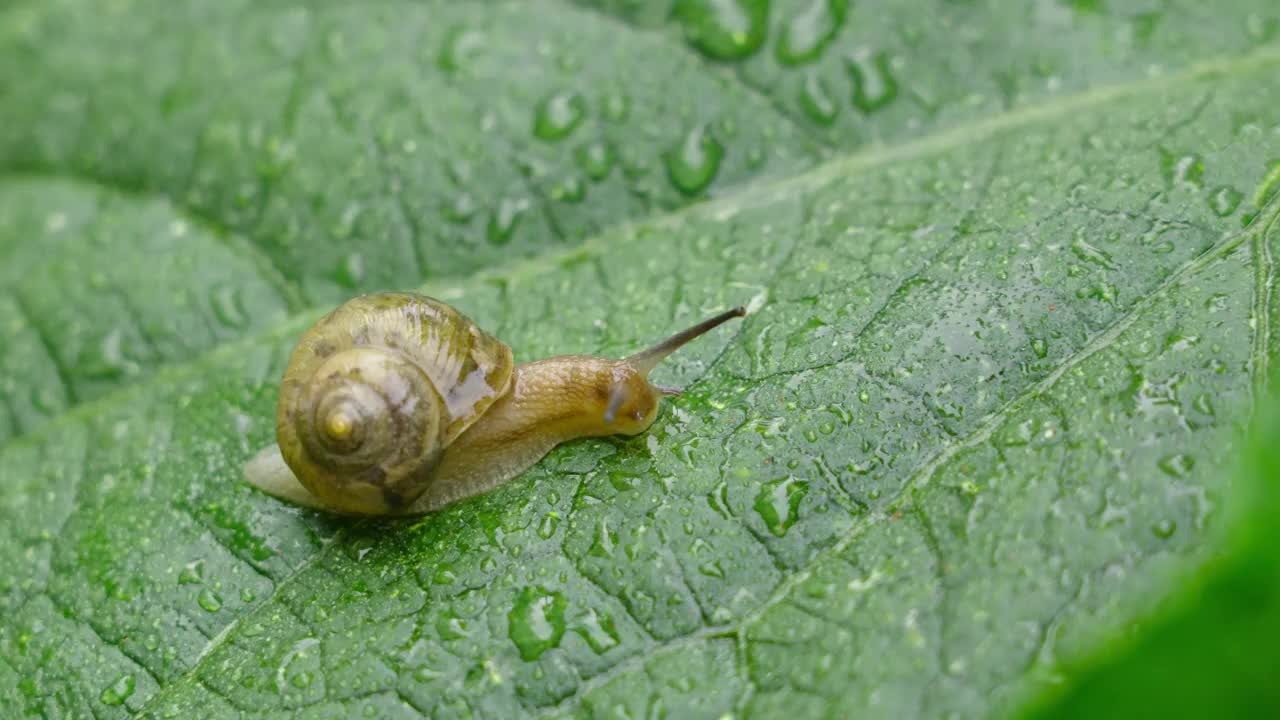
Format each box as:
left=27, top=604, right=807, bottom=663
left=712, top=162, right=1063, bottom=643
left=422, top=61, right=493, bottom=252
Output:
left=1015, top=378, right=1280, bottom=719
left=1, top=1, right=1279, bottom=719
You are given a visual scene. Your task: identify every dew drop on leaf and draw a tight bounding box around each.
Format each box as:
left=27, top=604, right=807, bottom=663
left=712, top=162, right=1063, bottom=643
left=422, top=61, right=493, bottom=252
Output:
left=210, top=284, right=248, bottom=329
left=333, top=252, right=365, bottom=289
left=533, top=90, right=586, bottom=141
left=1159, top=148, right=1205, bottom=188
left=442, top=192, right=477, bottom=223
left=538, top=512, right=560, bottom=539
left=275, top=638, right=319, bottom=695
left=508, top=587, right=568, bottom=661
left=665, top=124, right=724, bottom=195
left=1071, top=236, right=1118, bottom=270
left=776, top=0, right=846, bottom=65
left=436, top=26, right=484, bottom=72
left=487, top=197, right=528, bottom=245
left=847, top=50, right=898, bottom=112
left=1208, top=186, right=1243, bottom=216
left=601, top=91, right=630, bottom=123
left=99, top=674, right=135, bottom=706
left=433, top=563, right=457, bottom=585
left=1152, top=519, right=1177, bottom=538
left=1158, top=453, right=1196, bottom=478
left=82, top=328, right=139, bottom=381
left=574, top=608, right=620, bottom=654
left=29, top=384, right=61, bottom=414
left=178, top=560, right=204, bottom=585
left=1031, top=337, right=1049, bottom=358
left=575, top=142, right=614, bottom=180
left=550, top=176, right=586, bottom=203
left=589, top=518, right=618, bottom=558
left=800, top=72, right=839, bottom=126
left=754, top=475, right=809, bottom=536
left=437, top=612, right=470, bottom=640
left=699, top=559, right=726, bottom=578
left=674, top=0, right=769, bottom=61
left=1194, top=393, right=1216, bottom=416
left=197, top=588, right=222, bottom=612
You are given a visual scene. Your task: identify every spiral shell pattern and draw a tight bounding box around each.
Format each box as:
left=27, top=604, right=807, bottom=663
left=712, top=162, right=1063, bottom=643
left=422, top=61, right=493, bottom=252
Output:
left=274, top=293, right=514, bottom=514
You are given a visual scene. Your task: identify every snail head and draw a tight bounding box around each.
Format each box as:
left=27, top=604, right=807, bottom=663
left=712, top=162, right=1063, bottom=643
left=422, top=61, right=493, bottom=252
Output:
left=598, top=306, right=746, bottom=432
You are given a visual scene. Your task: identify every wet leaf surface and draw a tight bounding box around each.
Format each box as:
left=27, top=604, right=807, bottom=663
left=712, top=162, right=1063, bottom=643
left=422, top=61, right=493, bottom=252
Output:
left=1, top=1, right=1278, bottom=718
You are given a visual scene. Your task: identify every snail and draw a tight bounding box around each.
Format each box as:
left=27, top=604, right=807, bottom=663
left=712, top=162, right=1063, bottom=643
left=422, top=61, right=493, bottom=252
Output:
left=243, top=291, right=746, bottom=516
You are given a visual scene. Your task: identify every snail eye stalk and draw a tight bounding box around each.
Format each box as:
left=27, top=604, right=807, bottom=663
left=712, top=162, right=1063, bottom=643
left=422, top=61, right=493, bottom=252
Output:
left=625, top=306, right=747, bottom=376
left=603, top=384, right=627, bottom=424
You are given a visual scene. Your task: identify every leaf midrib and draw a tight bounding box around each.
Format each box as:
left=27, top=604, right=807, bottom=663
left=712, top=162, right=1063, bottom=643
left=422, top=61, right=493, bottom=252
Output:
left=116, top=44, right=1280, bottom=715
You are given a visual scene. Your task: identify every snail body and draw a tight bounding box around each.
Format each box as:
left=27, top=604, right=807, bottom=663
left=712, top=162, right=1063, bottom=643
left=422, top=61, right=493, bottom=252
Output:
left=243, top=292, right=745, bottom=516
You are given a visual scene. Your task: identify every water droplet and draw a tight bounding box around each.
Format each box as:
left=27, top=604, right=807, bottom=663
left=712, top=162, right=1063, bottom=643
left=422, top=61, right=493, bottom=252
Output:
left=601, top=92, right=630, bottom=123
left=1077, top=282, right=1118, bottom=305
left=1194, top=393, right=1215, bottom=416
left=828, top=405, right=853, bottom=425
left=1160, top=148, right=1204, bottom=188
left=1152, top=519, right=1177, bottom=539
left=574, top=609, right=620, bottom=654
left=29, top=384, right=61, bottom=413
left=508, top=587, right=568, bottom=661
left=575, top=142, right=614, bottom=180
left=178, top=560, right=204, bottom=585
left=210, top=284, right=248, bottom=329
left=589, top=518, right=618, bottom=558
left=754, top=475, right=809, bottom=537
left=674, top=0, right=769, bottom=61
left=847, top=50, right=898, bottom=112
left=609, top=471, right=641, bottom=492
left=334, top=252, right=365, bottom=289
left=1208, top=186, right=1243, bottom=216
left=664, top=124, right=724, bottom=195
left=799, top=72, right=838, bottom=125
left=82, top=327, right=143, bottom=382
left=698, top=560, right=726, bottom=578
left=707, top=480, right=733, bottom=519
left=538, top=513, right=560, bottom=539
left=99, top=674, right=135, bottom=706
left=533, top=91, right=587, bottom=141
left=433, top=564, right=457, bottom=585
left=1158, top=454, right=1195, bottom=478
left=1031, top=337, right=1049, bottom=359
left=436, top=612, right=471, bottom=640
left=276, top=638, right=319, bottom=694
left=1071, top=236, right=1118, bottom=270
left=550, top=176, right=586, bottom=203
left=776, top=0, right=845, bottom=65
left=487, top=198, right=529, bottom=245
left=442, top=192, right=477, bottom=223
left=437, top=26, right=484, bottom=72
left=197, top=588, right=222, bottom=612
